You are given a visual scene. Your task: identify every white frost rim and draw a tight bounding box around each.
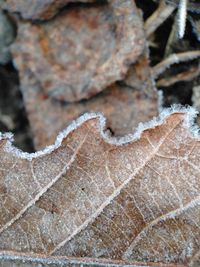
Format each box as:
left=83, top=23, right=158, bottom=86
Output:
left=0, top=104, right=199, bottom=160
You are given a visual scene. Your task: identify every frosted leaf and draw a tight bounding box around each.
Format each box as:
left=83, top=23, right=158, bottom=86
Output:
left=0, top=106, right=199, bottom=267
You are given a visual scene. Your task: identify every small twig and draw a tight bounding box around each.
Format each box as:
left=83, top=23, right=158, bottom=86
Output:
left=164, top=11, right=179, bottom=57
left=152, top=50, right=200, bottom=79
left=166, top=0, right=200, bottom=13
left=177, top=0, right=187, bottom=38
left=0, top=114, right=15, bottom=130
left=156, top=66, right=200, bottom=87
left=192, top=85, right=200, bottom=112
left=188, top=15, right=200, bottom=41
left=145, top=0, right=175, bottom=37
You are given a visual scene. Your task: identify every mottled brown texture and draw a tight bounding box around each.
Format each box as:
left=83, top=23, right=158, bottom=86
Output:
left=0, top=252, right=186, bottom=267
left=0, top=111, right=199, bottom=267
left=18, top=49, right=158, bottom=149
left=11, top=0, right=145, bottom=102
left=4, top=0, right=94, bottom=20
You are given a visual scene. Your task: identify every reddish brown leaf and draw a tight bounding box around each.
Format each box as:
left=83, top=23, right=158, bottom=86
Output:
left=18, top=51, right=158, bottom=150
left=4, top=0, right=95, bottom=20
left=11, top=0, right=145, bottom=102
left=0, top=108, right=199, bottom=266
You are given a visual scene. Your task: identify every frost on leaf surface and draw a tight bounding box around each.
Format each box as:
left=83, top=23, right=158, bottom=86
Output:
left=0, top=106, right=200, bottom=267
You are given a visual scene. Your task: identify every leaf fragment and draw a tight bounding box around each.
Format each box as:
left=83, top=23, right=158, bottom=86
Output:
left=11, top=0, right=145, bottom=102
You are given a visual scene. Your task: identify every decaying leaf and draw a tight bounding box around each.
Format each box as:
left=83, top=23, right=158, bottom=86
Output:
left=11, top=0, right=145, bottom=102
left=18, top=50, right=158, bottom=149
left=0, top=107, right=200, bottom=267
left=3, top=0, right=95, bottom=20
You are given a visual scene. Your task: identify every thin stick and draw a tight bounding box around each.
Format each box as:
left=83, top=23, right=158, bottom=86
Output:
left=177, top=0, right=187, bottom=38
left=156, top=66, right=200, bottom=87
left=164, top=12, right=179, bottom=57
left=145, top=0, right=175, bottom=37
left=166, top=0, right=200, bottom=13
left=152, top=50, right=200, bottom=79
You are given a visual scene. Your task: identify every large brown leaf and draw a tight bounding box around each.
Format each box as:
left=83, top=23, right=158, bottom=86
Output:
left=0, top=107, right=200, bottom=266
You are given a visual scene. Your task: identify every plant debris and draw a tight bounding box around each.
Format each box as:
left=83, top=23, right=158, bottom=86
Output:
left=0, top=109, right=199, bottom=266
left=19, top=49, right=158, bottom=149
left=0, top=1, right=200, bottom=266
left=11, top=0, right=145, bottom=102
left=3, top=0, right=95, bottom=20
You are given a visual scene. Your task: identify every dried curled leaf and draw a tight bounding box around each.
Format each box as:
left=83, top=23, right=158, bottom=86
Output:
left=11, top=0, right=145, bottom=102
left=0, top=107, right=200, bottom=267
left=4, top=0, right=95, bottom=20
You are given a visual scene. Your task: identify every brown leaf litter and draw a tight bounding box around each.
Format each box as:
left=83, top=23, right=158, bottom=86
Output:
left=11, top=0, right=145, bottom=102
left=0, top=108, right=199, bottom=267
left=4, top=0, right=95, bottom=20
left=18, top=49, right=158, bottom=150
